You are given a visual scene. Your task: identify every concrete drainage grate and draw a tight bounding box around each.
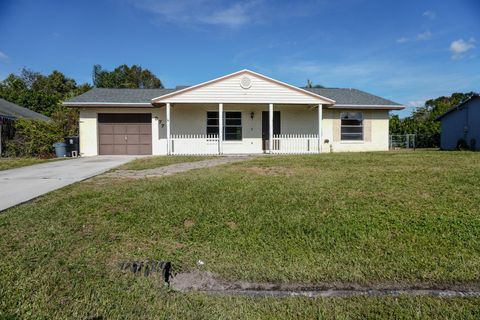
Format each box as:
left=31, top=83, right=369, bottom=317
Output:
left=120, top=260, right=172, bottom=284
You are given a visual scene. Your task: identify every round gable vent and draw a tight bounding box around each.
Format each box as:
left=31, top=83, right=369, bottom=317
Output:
left=240, top=76, right=252, bottom=89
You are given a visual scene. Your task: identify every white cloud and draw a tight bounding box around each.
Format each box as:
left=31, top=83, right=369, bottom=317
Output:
left=423, top=10, right=436, bottom=20
left=450, top=38, right=476, bottom=59
left=132, top=0, right=261, bottom=28
left=0, top=51, right=8, bottom=62
left=416, top=30, right=431, bottom=40
left=397, top=31, right=432, bottom=44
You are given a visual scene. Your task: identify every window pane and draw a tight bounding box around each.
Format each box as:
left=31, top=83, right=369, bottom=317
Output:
left=341, top=112, right=363, bottom=120
left=225, top=112, right=241, bottom=119
left=206, top=111, right=242, bottom=141
left=207, top=126, right=219, bottom=135
left=341, top=126, right=363, bottom=134
left=341, top=119, right=362, bottom=126
left=341, top=133, right=363, bottom=140
left=207, top=119, right=219, bottom=126
left=340, top=112, right=363, bottom=141
left=225, top=119, right=241, bottom=126
left=207, top=111, right=219, bottom=118
left=225, top=127, right=242, bottom=140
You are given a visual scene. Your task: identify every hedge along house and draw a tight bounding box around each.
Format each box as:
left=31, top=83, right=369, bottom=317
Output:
left=0, top=98, right=50, bottom=156
left=64, top=69, right=404, bottom=156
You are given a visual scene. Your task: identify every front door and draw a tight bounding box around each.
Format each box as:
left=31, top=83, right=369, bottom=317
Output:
left=262, top=111, right=280, bottom=151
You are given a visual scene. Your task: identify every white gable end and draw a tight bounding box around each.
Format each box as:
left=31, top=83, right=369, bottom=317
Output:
left=153, top=70, right=334, bottom=105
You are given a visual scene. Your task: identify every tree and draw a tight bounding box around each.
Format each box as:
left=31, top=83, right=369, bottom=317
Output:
left=0, top=68, right=91, bottom=117
left=305, top=79, right=325, bottom=88
left=389, top=92, right=477, bottom=147
left=92, top=64, right=163, bottom=89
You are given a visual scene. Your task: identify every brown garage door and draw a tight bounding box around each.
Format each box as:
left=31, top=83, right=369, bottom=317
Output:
left=98, top=113, right=152, bottom=155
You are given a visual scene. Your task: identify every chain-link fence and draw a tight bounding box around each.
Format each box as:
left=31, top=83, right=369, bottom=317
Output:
left=389, top=134, right=440, bottom=150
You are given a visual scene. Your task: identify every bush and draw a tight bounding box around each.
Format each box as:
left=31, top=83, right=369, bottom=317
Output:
left=5, top=119, right=63, bottom=157
left=456, top=138, right=469, bottom=151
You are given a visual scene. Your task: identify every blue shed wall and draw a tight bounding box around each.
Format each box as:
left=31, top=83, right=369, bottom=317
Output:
left=440, top=98, right=480, bottom=150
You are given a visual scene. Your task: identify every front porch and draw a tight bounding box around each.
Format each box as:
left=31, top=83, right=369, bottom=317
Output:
left=161, top=103, right=324, bottom=155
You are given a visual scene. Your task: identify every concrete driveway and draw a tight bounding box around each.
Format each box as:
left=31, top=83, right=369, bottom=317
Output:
left=0, top=156, right=137, bottom=212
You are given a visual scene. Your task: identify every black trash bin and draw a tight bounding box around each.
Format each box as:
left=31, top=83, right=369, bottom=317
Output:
left=64, top=136, right=80, bottom=157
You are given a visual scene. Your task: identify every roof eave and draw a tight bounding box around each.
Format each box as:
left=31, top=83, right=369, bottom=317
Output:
left=62, top=102, right=154, bottom=108
left=330, top=104, right=405, bottom=110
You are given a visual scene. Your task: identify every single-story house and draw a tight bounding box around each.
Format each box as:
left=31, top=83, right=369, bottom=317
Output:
left=436, top=94, right=480, bottom=151
left=64, top=69, right=404, bottom=156
left=0, top=98, right=50, bottom=155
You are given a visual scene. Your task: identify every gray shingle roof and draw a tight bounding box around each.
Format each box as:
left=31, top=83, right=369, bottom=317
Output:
left=304, top=88, right=401, bottom=106
left=0, top=98, right=50, bottom=121
left=64, top=88, right=176, bottom=104
left=64, top=87, right=402, bottom=107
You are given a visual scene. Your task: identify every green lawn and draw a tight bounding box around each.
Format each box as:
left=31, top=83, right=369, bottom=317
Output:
left=1, top=151, right=479, bottom=318
left=0, top=157, right=62, bottom=171
left=117, top=155, right=217, bottom=170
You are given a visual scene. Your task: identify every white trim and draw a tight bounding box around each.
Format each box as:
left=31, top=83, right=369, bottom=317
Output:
left=166, top=103, right=171, bottom=155
left=269, top=103, right=273, bottom=154
left=318, top=104, right=323, bottom=153
left=218, top=103, right=223, bottom=154
left=151, top=69, right=336, bottom=104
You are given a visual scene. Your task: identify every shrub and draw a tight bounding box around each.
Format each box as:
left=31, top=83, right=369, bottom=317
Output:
left=456, top=138, right=469, bottom=151
left=5, top=119, right=63, bottom=157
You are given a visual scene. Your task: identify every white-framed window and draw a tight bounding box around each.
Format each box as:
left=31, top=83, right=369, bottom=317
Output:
left=340, top=112, right=363, bottom=141
left=206, top=111, right=242, bottom=141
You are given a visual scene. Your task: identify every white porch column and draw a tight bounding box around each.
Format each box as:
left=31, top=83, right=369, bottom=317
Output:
left=218, top=103, right=223, bottom=154
left=318, top=104, right=323, bottom=153
left=166, top=103, right=171, bottom=155
left=269, top=103, right=273, bottom=154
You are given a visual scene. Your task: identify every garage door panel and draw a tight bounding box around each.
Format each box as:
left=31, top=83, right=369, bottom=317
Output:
left=126, top=145, right=140, bottom=154
left=100, top=144, right=114, bottom=155
left=99, top=124, right=114, bottom=134
left=126, top=135, right=140, bottom=144
left=99, top=134, right=114, bottom=144
left=139, top=144, right=152, bottom=155
left=139, top=135, right=151, bottom=144
left=98, top=113, right=152, bottom=155
left=139, top=124, right=151, bottom=134
left=126, top=125, right=141, bottom=134
left=114, top=145, right=127, bottom=154
left=113, top=125, right=127, bottom=134
left=113, top=135, right=126, bottom=144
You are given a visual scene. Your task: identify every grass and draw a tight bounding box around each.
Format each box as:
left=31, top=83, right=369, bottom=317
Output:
left=0, top=151, right=479, bottom=318
left=117, top=155, right=216, bottom=170
left=0, top=157, right=64, bottom=171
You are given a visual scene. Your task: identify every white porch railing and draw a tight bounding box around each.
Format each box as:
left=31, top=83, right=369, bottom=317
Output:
left=170, top=134, right=220, bottom=155
left=271, top=134, right=320, bottom=154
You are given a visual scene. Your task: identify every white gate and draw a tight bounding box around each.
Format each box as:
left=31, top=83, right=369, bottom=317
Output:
left=271, top=134, right=320, bottom=154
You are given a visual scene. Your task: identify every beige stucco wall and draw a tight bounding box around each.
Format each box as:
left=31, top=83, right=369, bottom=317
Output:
left=322, top=109, right=390, bottom=152
left=78, top=105, right=390, bottom=156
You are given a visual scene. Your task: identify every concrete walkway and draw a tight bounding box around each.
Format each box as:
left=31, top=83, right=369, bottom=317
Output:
left=0, top=156, right=136, bottom=212
left=104, top=155, right=254, bottom=179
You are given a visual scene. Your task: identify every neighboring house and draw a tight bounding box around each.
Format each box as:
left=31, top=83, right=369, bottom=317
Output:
left=436, top=94, right=480, bottom=151
left=64, top=69, right=404, bottom=156
left=0, top=98, right=50, bottom=155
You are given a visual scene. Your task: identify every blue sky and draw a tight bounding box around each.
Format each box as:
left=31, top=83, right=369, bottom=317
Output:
left=0, top=0, right=479, bottom=116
